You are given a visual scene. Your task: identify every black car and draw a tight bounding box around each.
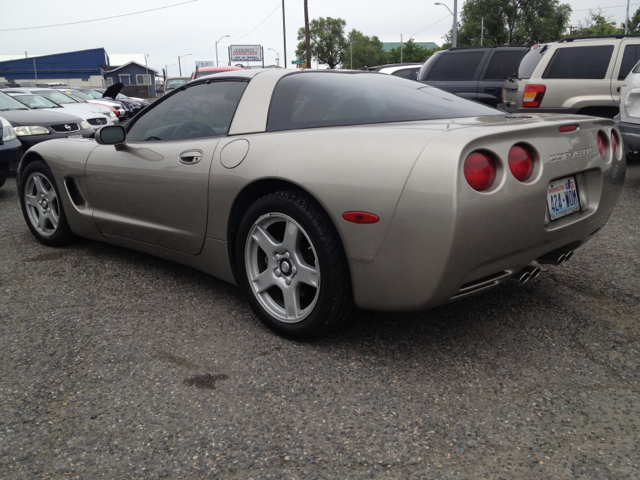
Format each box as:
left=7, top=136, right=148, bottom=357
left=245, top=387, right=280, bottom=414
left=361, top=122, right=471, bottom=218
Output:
left=97, top=84, right=148, bottom=116
left=0, top=115, right=23, bottom=189
left=0, top=92, right=93, bottom=150
left=417, top=46, right=529, bottom=107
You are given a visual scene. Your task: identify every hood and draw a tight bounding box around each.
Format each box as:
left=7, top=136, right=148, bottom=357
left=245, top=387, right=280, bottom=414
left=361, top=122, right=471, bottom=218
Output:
left=103, top=82, right=124, bottom=99
left=0, top=109, right=85, bottom=126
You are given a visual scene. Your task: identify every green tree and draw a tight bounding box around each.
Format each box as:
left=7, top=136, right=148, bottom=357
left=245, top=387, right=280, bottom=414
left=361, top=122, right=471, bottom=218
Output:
left=296, top=17, right=348, bottom=69
left=621, top=7, right=640, bottom=34
left=571, top=11, right=621, bottom=37
left=387, top=39, right=435, bottom=63
left=456, top=0, right=571, bottom=46
left=339, top=29, right=387, bottom=70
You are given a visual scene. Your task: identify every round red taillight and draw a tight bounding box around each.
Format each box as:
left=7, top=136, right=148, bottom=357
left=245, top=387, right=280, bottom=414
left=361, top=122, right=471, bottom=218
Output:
left=508, top=145, right=534, bottom=182
left=597, top=132, right=607, bottom=158
left=464, top=152, right=496, bottom=191
left=611, top=131, right=618, bottom=156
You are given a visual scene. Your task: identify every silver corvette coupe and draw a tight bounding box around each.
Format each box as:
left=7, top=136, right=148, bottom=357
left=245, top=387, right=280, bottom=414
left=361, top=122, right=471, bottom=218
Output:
left=17, top=69, right=625, bottom=339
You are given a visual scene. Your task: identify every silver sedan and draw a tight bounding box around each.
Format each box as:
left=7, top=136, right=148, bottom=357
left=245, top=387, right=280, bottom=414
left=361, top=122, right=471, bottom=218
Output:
left=16, top=69, right=626, bottom=339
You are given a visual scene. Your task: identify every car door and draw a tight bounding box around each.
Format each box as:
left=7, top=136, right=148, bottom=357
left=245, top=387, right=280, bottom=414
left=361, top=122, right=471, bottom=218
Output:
left=85, top=79, right=249, bottom=255
left=611, top=41, right=640, bottom=104
left=478, top=49, right=527, bottom=107
left=421, top=50, right=489, bottom=101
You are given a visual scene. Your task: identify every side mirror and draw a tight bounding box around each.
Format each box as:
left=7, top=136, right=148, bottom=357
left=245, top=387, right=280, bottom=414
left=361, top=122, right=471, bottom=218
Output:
left=95, top=125, right=126, bottom=150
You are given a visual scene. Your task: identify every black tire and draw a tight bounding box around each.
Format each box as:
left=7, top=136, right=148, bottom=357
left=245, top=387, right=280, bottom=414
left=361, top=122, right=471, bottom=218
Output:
left=20, top=160, right=75, bottom=247
left=0, top=177, right=5, bottom=189
left=236, top=191, right=354, bottom=340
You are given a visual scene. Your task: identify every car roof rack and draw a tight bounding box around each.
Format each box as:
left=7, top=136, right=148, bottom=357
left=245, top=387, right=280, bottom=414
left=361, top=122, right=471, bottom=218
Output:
left=559, top=34, right=640, bottom=42
left=449, top=45, right=529, bottom=50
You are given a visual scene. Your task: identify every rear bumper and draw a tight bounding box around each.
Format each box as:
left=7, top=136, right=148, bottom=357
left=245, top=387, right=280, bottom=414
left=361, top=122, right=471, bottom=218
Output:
left=616, top=120, right=640, bottom=154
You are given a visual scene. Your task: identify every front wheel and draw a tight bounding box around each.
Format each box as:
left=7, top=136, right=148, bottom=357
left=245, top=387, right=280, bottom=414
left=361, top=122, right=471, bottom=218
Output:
left=236, top=191, right=354, bottom=340
left=20, top=160, right=75, bottom=247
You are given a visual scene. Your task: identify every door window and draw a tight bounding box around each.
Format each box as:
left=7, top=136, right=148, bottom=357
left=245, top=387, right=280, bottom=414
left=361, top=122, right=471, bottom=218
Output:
left=543, top=45, right=614, bottom=79
left=483, top=51, right=527, bottom=80
left=426, top=51, right=485, bottom=81
left=618, top=44, right=640, bottom=79
left=127, top=80, right=248, bottom=141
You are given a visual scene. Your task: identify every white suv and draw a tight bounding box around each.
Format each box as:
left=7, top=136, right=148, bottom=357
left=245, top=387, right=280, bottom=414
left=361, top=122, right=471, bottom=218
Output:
left=615, top=60, right=640, bottom=156
left=502, top=35, right=640, bottom=118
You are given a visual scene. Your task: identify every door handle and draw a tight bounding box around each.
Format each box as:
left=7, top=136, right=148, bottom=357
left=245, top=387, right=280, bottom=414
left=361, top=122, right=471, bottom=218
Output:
left=179, top=149, right=203, bottom=165
left=484, top=87, right=497, bottom=93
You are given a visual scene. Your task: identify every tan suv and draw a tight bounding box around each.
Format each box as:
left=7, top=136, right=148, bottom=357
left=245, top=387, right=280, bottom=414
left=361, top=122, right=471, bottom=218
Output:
left=502, top=35, right=640, bottom=118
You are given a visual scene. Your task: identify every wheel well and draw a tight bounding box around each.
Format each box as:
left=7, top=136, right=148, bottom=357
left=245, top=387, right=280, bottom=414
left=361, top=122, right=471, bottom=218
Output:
left=16, top=151, right=45, bottom=193
left=226, top=179, right=331, bottom=282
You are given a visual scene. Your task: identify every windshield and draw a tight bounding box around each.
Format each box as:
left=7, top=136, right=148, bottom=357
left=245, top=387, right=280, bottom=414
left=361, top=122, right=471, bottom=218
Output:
left=166, top=78, right=189, bottom=89
left=80, top=90, right=103, bottom=99
left=267, top=71, right=500, bottom=132
left=12, top=95, right=60, bottom=109
left=36, top=90, right=80, bottom=105
left=62, top=90, right=93, bottom=101
left=0, top=92, right=29, bottom=111
left=116, top=94, right=128, bottom=99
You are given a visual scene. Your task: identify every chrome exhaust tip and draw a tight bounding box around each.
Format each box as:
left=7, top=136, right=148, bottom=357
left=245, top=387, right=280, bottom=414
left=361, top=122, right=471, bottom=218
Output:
left=523, top=265, right=541, bottom=279
left=510, top=270, right=531, bottom=284
left=538, top=250, right=571, bottom=265
left=564, top=250, right=574, bottom=262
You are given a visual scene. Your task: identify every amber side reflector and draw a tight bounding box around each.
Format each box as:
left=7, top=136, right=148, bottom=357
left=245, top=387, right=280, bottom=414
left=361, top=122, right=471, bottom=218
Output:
left=559, top=125, right=578, bottom=133
left=342, top=212, right=379, bottom=224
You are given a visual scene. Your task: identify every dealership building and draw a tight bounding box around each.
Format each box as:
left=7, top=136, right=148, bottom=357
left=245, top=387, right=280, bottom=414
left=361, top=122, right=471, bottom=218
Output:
left=0, top=48, right=157, bottom=96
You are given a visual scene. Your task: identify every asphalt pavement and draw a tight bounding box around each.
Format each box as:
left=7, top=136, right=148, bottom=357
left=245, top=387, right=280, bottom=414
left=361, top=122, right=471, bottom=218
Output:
left=1, top=162, right=639, bottom=479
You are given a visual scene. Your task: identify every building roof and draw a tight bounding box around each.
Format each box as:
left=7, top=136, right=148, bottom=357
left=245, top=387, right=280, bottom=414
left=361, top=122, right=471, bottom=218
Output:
left=107, top=61, right=158, bottom=74
left=382, top=42, right=439, bottom=52
left=0, top=48, right=109, bottom=81
left=108, top=54, right=147, bottom=67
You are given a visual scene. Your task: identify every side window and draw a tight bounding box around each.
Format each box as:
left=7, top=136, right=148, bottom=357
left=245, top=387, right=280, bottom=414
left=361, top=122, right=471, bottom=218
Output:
left=426, top=51, right=485, bottom=81
left=618, top=44, right=640, bottom=80
left=392, top=68, right=419, bottom=80
left=126, top=80, right=248, bottom=141
left=483, top=51, right=526, bottom=80
left=543, top=45, right=614, bottom=79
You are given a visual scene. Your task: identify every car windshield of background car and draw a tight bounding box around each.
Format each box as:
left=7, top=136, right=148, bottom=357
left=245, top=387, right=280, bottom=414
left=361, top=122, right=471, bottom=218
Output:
left=80, top=90, right=104, bottom=99
left=13, top=95, right=61, bottom=109
left=126, top=80, right=249, bottom=141
left=62, top=90, right=93, bottom=101
left=166, top=79, right=189, bottom=89
left=37, top=91, right=79, bottom=105
left=267, top=72, right=500, bottom=132
left=0, top=92, right=29, bottom=111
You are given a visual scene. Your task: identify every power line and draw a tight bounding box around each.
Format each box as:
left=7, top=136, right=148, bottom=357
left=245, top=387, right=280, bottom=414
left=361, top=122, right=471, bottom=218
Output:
left=0, top=0, right=199, bottom=32
left=571, top=2, right=639, bottom=13
left=409, top=14, right=452, bottom=39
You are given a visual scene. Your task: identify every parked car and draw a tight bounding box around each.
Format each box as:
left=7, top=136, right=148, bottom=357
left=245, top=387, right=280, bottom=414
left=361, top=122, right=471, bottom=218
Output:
left=417, top=46, right=529, bottom=107
left=16, top=69, right=625, bottom=339
left=7, top=93, right=113, bottom=130
left=52, top=87, right=126, bottom=121
left=0, top=92, right=93, bottom=150
left=503, top=35, right=640, bottom=118
left=95, top=85, right=146, bottom=116
left=190, top=66, right=244, bottom=80
left=1, top=87, right=117, bottom=125
left=615, top=59, right=640, bottom=157
left=362, top=63, right=423, bottom=80
left=0, top=115, right=23, bottom=189
left=162, top=76, right=190, bottom=95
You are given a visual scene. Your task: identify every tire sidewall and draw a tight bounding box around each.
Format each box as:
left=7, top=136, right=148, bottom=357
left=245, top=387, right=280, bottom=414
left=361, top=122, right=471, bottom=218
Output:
left=236, top=193, right=345, bottom=340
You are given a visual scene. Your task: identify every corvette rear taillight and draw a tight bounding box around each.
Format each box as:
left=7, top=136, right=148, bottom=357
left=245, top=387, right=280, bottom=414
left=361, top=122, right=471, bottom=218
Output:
left=611, top=131, right=619, bottom=155
left=522, top=84, right=546, bottom=107
left=464, top=152, right=496, bottom=191
left=508, top=145, right=534, bottom=182
left=597, top=132, right=607, bottom=158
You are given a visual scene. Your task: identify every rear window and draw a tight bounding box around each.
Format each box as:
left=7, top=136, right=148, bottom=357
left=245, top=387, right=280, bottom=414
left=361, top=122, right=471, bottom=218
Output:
left=518, top=46, right=546, bottom=79
left=391, top=67, right=419, bottom=80
left=543, top=45, right=614, bottom=79
left=417, top=51, right=444, bottom=81
left=267, top=72, right=499, bottom=132
left=618, top=44, right=640, bottom=80
left=483, top=50, right=527, bottom=80
left=426, top=51, right=485, bottom=81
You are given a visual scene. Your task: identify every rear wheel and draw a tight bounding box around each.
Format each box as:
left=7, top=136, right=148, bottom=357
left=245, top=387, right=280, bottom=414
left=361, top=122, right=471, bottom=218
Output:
left=20, top=160, right=75, bottom=247
left=0, top=177, right=5, bottom=189
left=236, top=191, right=354, bottom=340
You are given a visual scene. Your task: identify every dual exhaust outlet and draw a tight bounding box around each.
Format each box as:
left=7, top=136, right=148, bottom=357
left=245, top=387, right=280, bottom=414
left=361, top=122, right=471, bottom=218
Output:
left=510, top=249, right=574, bottom=285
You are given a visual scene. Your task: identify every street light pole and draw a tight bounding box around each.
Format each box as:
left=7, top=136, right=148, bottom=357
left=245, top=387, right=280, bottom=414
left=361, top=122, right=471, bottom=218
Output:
left=215, top=35, right=230, bottom=66
left=268, top=48, right=280, bottom=67
left=144, top=54, right=150, bottom=98
left=178, top=54, right=191, bottom=76
left=435, top=2, right=457, bottom=48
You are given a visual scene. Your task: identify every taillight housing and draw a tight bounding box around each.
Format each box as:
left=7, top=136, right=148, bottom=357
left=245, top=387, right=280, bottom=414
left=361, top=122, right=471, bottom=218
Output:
left=597, top=132, right=607, bottom=158
left=464, top=151, right=496, bottom=191
left=611, top=130, right=619, bottom=156
left=508, top=145, right=534, bottom=182
left=522, top=84, right=546, bottom=107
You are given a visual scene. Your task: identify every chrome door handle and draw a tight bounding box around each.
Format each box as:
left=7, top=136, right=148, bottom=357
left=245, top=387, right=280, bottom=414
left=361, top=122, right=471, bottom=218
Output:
left=179, top=149, right=203, bottom=165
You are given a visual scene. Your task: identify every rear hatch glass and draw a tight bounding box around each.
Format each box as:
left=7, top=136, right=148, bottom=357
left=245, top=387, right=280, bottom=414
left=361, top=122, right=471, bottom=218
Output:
left=517, top=45, right=546, bottom=79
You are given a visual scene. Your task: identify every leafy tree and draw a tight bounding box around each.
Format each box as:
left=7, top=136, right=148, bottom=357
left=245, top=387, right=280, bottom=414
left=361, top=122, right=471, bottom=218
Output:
left=296, top=17, right=348, bottom=69
left=339, top=29, right=387, bottom=70
left=387, top=39, right=435, bottom=63
left=621, top=7, right=640, bottom=34
left=456, top=0, right=571, bottom=46
left=571, top=11, right=621, bottom=37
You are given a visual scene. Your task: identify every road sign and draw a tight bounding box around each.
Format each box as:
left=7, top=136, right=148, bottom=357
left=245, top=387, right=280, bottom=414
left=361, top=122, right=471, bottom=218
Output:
left=291, top=60, right=304, bottom=65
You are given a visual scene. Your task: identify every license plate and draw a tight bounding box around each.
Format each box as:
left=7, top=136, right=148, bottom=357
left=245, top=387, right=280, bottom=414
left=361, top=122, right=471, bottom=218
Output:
left=547, top=176, right=580, bottom=220
left=504, top=88, right=517, bottom=104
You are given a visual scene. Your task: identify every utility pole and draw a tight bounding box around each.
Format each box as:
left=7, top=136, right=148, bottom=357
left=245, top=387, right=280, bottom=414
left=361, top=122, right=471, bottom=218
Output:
left=626, top=0, right=631, bottom=34
left=400, top=34, right=403, bottom=63
left=282, top=0, right=287, bottom=67
left=304, top=0, right=311, bottom=68
left=453, top=0, right=458, bottom=48
left=481, top=17, right=484, bottom=46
